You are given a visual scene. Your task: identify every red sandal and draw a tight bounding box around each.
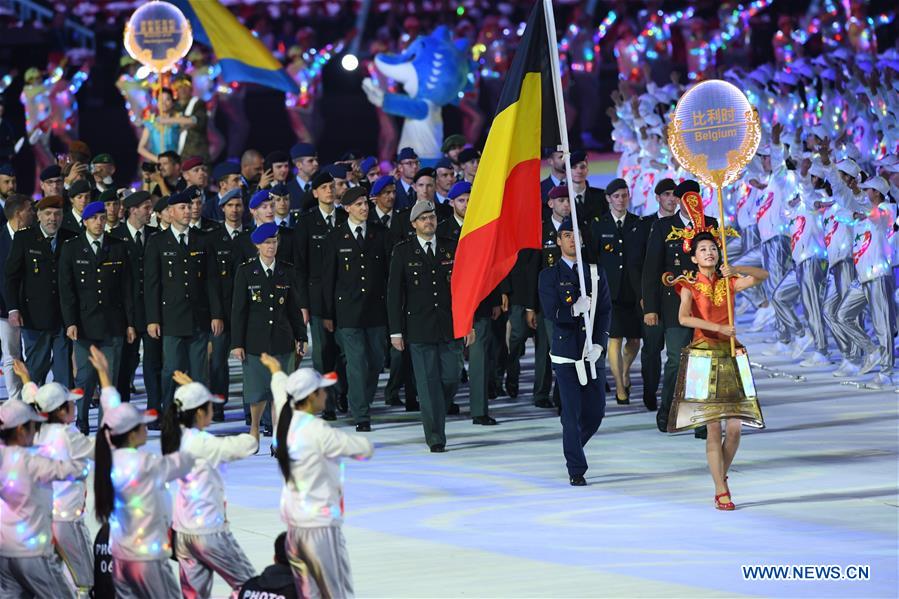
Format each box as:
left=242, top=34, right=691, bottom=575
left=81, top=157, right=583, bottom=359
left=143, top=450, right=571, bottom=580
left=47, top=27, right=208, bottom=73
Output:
left=715, top=491, right=735, bottom=511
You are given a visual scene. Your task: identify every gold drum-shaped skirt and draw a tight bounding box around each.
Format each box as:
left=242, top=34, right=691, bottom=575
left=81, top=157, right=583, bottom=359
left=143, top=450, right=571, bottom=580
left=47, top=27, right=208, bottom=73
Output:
left=668, top=339, right=765, bottom=432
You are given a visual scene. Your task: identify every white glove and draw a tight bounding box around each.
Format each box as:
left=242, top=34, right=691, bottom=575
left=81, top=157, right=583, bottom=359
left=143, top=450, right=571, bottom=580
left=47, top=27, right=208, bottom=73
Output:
left=362, top=78, right=385, bottom=107
left=571, top=295, right=591, bottom=317
left=586, top=344, right=604, bottom=363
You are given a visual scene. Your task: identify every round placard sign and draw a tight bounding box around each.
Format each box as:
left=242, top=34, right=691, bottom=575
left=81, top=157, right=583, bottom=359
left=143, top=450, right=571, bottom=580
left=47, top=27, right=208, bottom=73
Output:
left=668, top=79, right=761, bottom=188
left=124, top=1, right=193, bottom=73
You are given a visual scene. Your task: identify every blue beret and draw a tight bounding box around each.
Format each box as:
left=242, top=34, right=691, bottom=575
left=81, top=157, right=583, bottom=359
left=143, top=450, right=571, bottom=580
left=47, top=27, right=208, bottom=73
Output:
left=448, top=181, right=471, bottom=200
left=324, top=164, right=347, bottom=179
left=371, top=175, right=395, bottom=196
left=218, top=188, right=242, bottom=207
left=435, top=158, right=454, bottom=171
left=0, top=163, right=15, bottom=177
left=558, top=216, right=574, bottom=232
left=290, top=143, right=316, bottom=160
left=396, top=147, right=418, bottom=162
left=212, top=161, right=240, bottom=181
left=81, top=201, right=105, bottom=220
left=167, top=190, right=190, bottom=206
left=360, top=156, right=378, bottom=174
left=270, top=182, right=289, bottom=197
left=249, top=190, right=271, bottom=209
left=250, top=222, right=279, bottom=244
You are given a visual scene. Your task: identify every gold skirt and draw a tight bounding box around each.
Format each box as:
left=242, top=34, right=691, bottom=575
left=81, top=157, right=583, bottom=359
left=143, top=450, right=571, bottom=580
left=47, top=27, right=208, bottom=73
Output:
left=667, top=339, right=765, bottom=433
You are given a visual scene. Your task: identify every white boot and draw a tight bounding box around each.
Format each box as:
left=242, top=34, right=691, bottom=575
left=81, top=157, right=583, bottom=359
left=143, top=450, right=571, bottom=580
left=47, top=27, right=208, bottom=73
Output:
left=762, top=341, right=791, bottom=356
left=790, top=333, right=814, bottom=360
left=800, top=351, right=831, bottom=367
left=832, top=359, right=859, bottom=377
left=749, top=305, right=775, bottom=332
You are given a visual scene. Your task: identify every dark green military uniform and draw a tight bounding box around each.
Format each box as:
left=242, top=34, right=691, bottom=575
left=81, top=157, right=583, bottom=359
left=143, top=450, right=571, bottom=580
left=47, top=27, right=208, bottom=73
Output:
left=58, top=232, right=133, bottom=432
left=231, top=256, right=306, bottom=428
left=144, top=225, right=222, bottom=411
left=322, top=219, right=390, bottom=426
left=294, top=206, right=348, bottom=414
left=5, top=225, right=77, bottom=386
left=436, top=217, right=499, bottom=422
left=387, top=235, right=462, bottom=449
left=206, top=224, right=245, bottom=409
left=109, top=222, right=162, bottom=410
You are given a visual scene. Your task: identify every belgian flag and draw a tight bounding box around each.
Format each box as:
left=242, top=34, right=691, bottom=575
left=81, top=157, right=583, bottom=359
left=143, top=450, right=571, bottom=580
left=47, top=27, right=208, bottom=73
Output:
left=451, top=1, right=560, bottom=338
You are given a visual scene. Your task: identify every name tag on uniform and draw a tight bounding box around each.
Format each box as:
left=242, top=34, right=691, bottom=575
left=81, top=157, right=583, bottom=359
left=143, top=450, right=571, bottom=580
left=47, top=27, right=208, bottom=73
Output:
left=216, top=250, right=230, bottom=256
left=162, top=251, right=176, bottom=257
left=275, top=284, right=289, bottom=290
left=407, top=261, right=422, bottom=267
left=29, top=249, right=42, bottom=256
left=190, top=251, right=204, bottom=256
left=339, top=248, right=353, bottom=253
left=76, top=259, right=90, bottom=265
left=312, top=234, right=325, bottom=240
left=560, top=281, right=574, bottom=286
left=601, top=233, right=614, bottom=239
left=441, top=259, right=454, bottom=266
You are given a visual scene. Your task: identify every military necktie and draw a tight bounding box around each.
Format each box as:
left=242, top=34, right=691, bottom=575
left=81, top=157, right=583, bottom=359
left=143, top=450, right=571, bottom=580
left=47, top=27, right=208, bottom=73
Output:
left=232, top=229, right=239, bottom=239
left=50, top=236, right=57, bottom=253
left=616, top=219, right=623, bottom=231
left=426, top=241, right=435, bottom=259
left=179, top=233, right=187, bottom=249
left=92, top=240, right=101, bottom=254
left=355, top=226, right=365, bottom=248
left=135, top=230, right=142, bottom=248
left=326, top=214, right=333, bottom=230
left=381, top=214, right=390, bottom=227
left=265, top=268, right=272, bottom=278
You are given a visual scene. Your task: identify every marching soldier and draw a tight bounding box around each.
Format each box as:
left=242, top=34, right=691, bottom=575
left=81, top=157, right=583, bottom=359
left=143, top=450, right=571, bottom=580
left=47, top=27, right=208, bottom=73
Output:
left=0, top=193, right=33, bottom=400
left=59, top=200, right=135, bottom=433
left=322, top=187, right=391, bottom=431
left=5, top=195, right=76, bottom=387
left=270, top=182, right=298, bottom=228
left=538, top=216, right=611, bottom=486
left=206, top=188, right=246, bottom=420
left=295, top=172, right=348, bottom=419
left=591, top=178, right=641, bottom=405
left=368, top=175, right=417, bottom=408
left=642, top=180, right=718, bottom=437
left=231, top=222, right=306, bottom=439
left=387, top=200, right=475, bottom=452
left=437, top=182, right=499, bottom=425
left=144, top=189, right=224, bottom=415
left=109, top=190, right=162, bottom=411
left=502, top=250, right=540, bottom=400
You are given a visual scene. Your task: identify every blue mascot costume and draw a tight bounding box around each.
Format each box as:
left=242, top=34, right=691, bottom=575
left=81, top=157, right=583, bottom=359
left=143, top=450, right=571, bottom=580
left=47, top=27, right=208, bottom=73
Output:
left=362, top=26, right=471, bottom=160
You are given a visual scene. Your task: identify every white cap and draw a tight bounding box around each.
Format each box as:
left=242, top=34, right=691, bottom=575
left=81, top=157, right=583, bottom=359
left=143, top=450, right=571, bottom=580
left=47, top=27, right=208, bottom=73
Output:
left=859, top=176, right=890, bottom=197
left=285, top=368, right=338, bottom=402
left=809, top=163, right=828, bottom=179
left=0, top=398, right=46, bottom=430
left=174, top=382, right=223, bottom=412
left=873, top=154, right=899, bottom=167
left=756, top=145, right=771, bottom=157
left=836, top=158, right=861, bottom=179
left=100, top=388, right=156, bottom=435
left=32, top=383, right=83, bottom=413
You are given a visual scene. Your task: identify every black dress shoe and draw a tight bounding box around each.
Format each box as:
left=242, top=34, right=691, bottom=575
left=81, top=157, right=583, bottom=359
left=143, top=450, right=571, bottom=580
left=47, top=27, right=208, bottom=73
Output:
left=506, top=384, right=519, bottom=399
left=569, top=475, right=587, bottom=486
left=430, top=444, right=446, bottom=453
left=405, top=401, right=420, bottom=412
left=472, top=415, right=498, bottom=425
left=643, top=396, right=658, bottom=411
left=447, top=403, right=460, bottom=415
left=355, top=422, right=371, bottom=432
left=322, top=411, right=337, bottom=421
left=534, top=398, right=554, bottom=408
left=385, top=396, right=404, bottom=406
left=337, top=395, right=349, bottom=414
left=694, top=426, right=708, bottom=440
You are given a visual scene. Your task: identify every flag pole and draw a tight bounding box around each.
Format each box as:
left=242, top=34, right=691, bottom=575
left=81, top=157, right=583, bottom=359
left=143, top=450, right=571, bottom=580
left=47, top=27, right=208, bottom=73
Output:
left=543, top=0, right=595, bottom=375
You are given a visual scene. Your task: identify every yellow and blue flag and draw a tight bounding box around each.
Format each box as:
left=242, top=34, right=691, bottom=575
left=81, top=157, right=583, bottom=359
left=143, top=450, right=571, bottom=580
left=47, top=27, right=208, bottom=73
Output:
left=171, top=0, right=298, bottom=93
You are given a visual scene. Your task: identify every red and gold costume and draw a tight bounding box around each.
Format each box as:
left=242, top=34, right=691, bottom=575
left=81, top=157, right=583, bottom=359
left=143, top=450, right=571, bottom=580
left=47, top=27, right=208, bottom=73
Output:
left=662, top=191, right=765, bottom=433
